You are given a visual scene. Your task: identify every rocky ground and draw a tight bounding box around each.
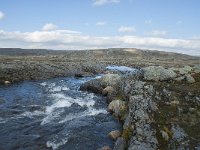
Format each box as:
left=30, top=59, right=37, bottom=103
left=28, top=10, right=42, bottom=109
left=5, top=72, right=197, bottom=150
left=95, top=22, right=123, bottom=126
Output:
left=0, top=48, right=200, bottom=150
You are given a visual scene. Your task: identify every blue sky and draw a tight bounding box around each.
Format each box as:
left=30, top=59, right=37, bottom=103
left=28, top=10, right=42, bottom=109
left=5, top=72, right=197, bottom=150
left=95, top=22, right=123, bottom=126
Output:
left=0, top=0, right=200, bottom=55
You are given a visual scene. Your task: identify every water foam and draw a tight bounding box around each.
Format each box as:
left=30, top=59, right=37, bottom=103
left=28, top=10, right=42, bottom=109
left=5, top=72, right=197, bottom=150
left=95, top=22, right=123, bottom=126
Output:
left=46, top=136, right=69, bottom=150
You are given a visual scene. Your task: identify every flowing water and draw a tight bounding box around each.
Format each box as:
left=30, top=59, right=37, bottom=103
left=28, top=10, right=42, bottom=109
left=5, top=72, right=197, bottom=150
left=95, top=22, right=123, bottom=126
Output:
left=0, top=76, right=120, bottom=150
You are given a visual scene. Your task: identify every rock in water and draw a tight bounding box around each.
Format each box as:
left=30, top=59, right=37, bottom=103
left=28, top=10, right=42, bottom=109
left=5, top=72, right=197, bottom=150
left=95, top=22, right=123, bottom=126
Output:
left=108, top=100, right=126, bottom=117
left=108, top=130, right=122, bottom=140
left=102, top=86, right=114, bottom=96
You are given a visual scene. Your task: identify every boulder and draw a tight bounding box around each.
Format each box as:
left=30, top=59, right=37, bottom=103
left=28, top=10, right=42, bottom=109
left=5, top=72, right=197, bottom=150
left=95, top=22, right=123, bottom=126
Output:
left=193, top=64, right=200, bottom=73
left=185, top=74, right=195, bottom=83
left=102, top=86, right=114, bottom=96
left=108, top=100, right=126, bottom=117
left=79, top=79, right=103, bottom=94
left=101, top=74, right=121, bottom=89
left=108, top=130, right=122, bottom=140
left=143, top=66, right=177, bottom=81
left=4, top=80, right=11, bottom=84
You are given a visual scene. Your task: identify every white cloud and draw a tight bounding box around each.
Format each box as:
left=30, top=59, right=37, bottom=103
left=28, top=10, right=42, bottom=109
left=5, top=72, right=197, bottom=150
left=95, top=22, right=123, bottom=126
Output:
left=93, top=0, right=120, bottom=6
left=42, top=23, right=58, bottom=31
left=118, top=26, right=136, bottom=33
left=0, top=11, right=5, bottom=20
left=96, top=21, right=107, bottom=26
left=146, top=30, right=167, bottom=37
left=0, top=29, right=200, bottom=56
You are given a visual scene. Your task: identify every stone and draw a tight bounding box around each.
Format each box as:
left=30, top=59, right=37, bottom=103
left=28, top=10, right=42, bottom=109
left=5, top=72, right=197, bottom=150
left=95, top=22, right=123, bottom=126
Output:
left=143, top=66, right=177, bottom=81
left=113, top=137, right=126, bottom=150
left=108, top=130, right=122, bottom=140
left=79, top=79, right=103, bottom=94
left=108, top=100, right=126, bottom=117
left=185, top=74, right=195, bottom=83
left=102, top=86, right=114, bottom=96
left=161, top=130, right=169, bottom=141
left=175, top=76, right=185, bottom=82
left=97, top=146, right=112, bottom=150
left=4, top=80, right=11, bottom=84
left=101, top=74, right=121, bottom=88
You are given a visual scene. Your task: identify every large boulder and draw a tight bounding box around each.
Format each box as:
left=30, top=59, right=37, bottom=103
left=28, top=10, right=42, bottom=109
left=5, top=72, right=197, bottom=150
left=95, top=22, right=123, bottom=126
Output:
left=108, top=100, right=126, bottom=117
left=143, top=66, right=177, bottom=81
left=79, top=79, right=103, bottom=94
left=101, top=74, right=122, bottom=89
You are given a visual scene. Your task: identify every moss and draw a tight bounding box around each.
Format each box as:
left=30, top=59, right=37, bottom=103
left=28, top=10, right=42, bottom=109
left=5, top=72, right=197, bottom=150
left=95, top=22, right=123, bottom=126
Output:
left=119, top=103, right=128, bottom=121
left=122, top=126, right=133, bottom=142
left=192, top=73, right=200, bottom=82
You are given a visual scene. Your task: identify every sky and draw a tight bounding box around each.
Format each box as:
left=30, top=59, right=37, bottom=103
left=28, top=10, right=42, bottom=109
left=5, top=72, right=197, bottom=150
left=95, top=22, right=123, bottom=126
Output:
left=0, top=0, right=200, bottom=56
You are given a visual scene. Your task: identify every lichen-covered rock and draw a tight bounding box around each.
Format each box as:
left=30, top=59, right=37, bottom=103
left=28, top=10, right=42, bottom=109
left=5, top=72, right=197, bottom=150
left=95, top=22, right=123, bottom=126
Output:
left=102, top=86, right=114, bottom=96
left=101, top=74, right=122, bottom=88
left=108, top=130, right=122, bottom=140
left=143, top=66, right=177, bottom=81
left=108, top=100, right=126, bottom=117
left=193, top=64, right=200, bottom=73
left=113, top=137, right=126, bottom=150
left=185, top=74, right=195, bottom=83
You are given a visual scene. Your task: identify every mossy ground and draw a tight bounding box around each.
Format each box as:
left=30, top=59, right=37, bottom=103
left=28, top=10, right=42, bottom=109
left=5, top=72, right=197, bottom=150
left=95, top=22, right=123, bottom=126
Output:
left=151, top=74, right=200, bottom=148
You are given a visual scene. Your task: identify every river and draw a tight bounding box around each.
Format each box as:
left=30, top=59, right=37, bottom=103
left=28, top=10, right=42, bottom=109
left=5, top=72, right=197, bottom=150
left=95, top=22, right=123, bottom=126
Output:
left=0, top=76, right=120, bottom=150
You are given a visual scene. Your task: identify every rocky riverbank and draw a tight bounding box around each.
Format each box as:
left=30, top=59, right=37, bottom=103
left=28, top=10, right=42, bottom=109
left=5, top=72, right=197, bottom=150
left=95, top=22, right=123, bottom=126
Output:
left=80, top=65, right=200, bottom=149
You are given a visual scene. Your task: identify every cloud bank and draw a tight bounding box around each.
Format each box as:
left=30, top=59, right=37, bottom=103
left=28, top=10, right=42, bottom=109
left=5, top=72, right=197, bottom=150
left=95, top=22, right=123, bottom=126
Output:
left=0, top=27, right=199, bottom=56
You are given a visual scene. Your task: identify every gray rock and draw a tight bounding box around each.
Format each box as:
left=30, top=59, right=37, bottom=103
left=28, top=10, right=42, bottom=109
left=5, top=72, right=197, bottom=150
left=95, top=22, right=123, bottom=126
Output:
left=143, top=66, right=177, bottom=81
left=175, top=76, right=185, bottom=82
left=113, top=137, right=126, bottom=150
left=101, top=74, right=122, bottom=88
left=193, top=64, right=200, bottom=73
left=185, top=74, right=195, bottom=83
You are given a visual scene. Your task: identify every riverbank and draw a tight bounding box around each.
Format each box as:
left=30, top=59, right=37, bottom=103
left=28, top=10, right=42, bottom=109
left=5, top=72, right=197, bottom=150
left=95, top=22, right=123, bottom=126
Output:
left=80, top=65, right=200, bottom=149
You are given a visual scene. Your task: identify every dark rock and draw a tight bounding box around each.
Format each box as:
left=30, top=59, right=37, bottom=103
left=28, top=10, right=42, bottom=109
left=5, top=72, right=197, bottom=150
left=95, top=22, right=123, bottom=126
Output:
left=79, top=79, right=103, bottom=94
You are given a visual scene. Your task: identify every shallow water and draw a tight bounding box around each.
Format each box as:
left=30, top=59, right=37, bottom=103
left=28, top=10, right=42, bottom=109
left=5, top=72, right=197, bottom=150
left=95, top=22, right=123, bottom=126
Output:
left=0, top=76, right=120, bottom=150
